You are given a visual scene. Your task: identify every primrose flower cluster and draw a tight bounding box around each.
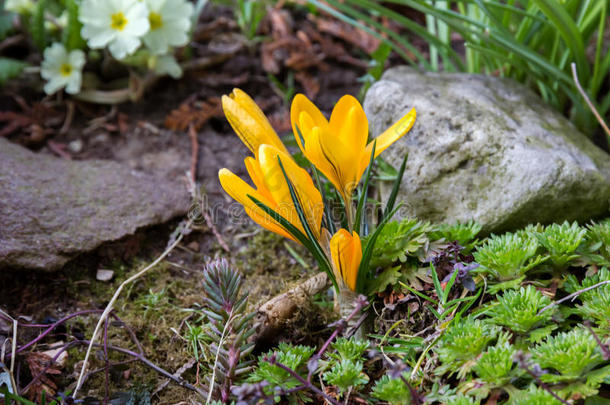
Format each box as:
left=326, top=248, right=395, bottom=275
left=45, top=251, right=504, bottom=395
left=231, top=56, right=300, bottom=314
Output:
left=8, top=0, right=194, bottom=95
left=218, top=89, right=416, bottom=302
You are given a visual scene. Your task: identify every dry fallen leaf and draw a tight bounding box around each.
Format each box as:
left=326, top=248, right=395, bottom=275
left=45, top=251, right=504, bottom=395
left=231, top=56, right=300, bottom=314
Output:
left=165, top=98, right=223, bottom=132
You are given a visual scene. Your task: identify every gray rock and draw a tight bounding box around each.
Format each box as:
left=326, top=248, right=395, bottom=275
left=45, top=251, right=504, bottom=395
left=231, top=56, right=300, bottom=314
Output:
left=364, top=66, right=610, bottom=233
left=0, top=138, right=190, bottom=271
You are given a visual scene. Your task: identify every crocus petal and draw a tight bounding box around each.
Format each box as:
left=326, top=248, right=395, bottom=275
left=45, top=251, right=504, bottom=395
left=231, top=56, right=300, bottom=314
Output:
left=359, top=108, right=417, bottom=181
left=291, top=93, right=328, bottom=152
left=222, top=89, right=288, bottom=157
left=219, top=168, right=291, bottom=239
left=258, top=144, right=323, bottom=239
left=244, top=156, right=276, bottom=205
left=329, top=95, right=368, bottom=153
left=330, top=229, right=362, bottom=291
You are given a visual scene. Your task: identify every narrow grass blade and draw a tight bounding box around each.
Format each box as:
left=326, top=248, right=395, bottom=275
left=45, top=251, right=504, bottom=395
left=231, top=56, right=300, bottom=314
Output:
left=383, top=151, right=408, bottom=221
left=354, top=141, right=376, bottom=236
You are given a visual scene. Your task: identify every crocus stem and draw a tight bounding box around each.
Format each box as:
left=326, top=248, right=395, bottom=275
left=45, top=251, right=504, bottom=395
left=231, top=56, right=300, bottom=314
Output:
left=337, top=287, right=366, bottom=339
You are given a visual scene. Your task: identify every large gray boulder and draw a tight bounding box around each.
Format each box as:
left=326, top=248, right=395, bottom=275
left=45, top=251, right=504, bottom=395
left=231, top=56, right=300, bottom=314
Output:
left=0, top=138, right=190, bottom=271
left=364, top=66, right=610, bottom=233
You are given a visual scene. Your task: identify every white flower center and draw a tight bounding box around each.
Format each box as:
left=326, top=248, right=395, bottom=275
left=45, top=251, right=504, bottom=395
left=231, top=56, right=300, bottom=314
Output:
left=110, top=12, right=128, bottom=31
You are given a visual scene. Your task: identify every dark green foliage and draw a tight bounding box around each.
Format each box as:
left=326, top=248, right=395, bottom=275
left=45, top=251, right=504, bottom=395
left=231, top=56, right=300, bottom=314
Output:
left=202, top=258, right=256, bottom=402
left=30, top=0, right=47, bottom=50
left=0, top=57, right=28, bottom=85
left=62, top=0, right=85, bottom=50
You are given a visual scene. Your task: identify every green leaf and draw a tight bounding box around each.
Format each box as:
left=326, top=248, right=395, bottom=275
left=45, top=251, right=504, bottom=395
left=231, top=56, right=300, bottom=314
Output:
left=30, top=0, right=47, bottom=50
left=383, top=151, right=407, bottom=221
left=356, top=204, right=401, bottom=293
left=354, top=140, right=375, bottom=235
left=366, top=265, right=402, bottom=295
left=62, top=0, right=85, bottom=50
left=0, top=57, right=27, bottom=85
left=0, top=13, right=14, bottom=40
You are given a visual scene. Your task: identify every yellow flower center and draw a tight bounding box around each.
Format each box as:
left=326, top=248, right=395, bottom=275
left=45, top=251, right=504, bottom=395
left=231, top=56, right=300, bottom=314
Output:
left=60, top=63, right=72, bottom=77
left=110, top=12, right=127, bottom=31
left=148, top=12, right=163, bottom=30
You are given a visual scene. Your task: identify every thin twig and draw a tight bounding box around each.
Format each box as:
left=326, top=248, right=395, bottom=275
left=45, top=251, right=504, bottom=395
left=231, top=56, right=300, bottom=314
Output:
left=537, top=280, right=610, bottom=315
left=514, top=351, right=570, bottom=405
left=571, top=63, right=610, bottom=137
left=186, top=174, right=230, bottom=252
left=72, top=219, right=192, bottom=399
left=269, top=359, right=340, bottom=405
left=188, top=125, right=199, bottom=186
left=583, top=321, right=610, bottom=360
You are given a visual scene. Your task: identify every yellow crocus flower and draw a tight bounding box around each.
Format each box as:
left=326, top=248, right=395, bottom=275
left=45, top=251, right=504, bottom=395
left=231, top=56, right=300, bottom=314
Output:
left=290, top=93, right=416, bottom=204
left=222, top=88, right=290, bottom=158
left=218, top=144, right=323, bottom=243
left=330, top=229, right=362, bottom=291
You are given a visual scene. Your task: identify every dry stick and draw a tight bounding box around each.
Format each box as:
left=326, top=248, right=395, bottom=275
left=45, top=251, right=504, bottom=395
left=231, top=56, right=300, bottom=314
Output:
left=583, top=321, right=610, bottom=360
left=571, top=63, right=610, bottom=137
left=188, top=125, right=199, bottom=186
left=537, top=280, right=610, bottom=316
left=72, top=219, right=193, bottom=399
left=0, top=309, right=18, bottom=394
left=185, top=172, right=230, bottom=252
left=514, top=351, right=570, bottom=405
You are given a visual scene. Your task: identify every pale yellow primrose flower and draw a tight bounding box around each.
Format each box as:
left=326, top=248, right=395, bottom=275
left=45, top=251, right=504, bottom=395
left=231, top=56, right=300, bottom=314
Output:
left=79, top=0, right=150, bottom=60
left=142, top=0, right=193, bottom=55
left=41, top=43, right=86, bottom=95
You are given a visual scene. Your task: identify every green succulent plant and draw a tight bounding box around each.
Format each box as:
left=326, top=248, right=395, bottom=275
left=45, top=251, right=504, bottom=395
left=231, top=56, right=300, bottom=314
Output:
left=507, top=385, right=565, bottom=405
left=248, top=343, right=315, bottom=402
left=369, top=218, right=432, bottom=268
left=531, top=327, right=604, bottom=383
left=472, top=334, right=516, bottom=386
left=435, top=317, right=500, bottom=378
left=322, top=359, right=369, bottom=396
left=446, top=394, right=480, bottom=405
left=371, top=373, right=412, bottom=405
left=564, top=267, right=610, bottom=329
left=536, top=221, right=587, bottom=269
left=586, top=220, right=610, bottom=265
left=486, top=286, right=554, bottom=334
left=473, top=232, right=544, bottom=282
left=328, top=337, right=369, bottom=362
left=429, top=220, right=482, bottom=251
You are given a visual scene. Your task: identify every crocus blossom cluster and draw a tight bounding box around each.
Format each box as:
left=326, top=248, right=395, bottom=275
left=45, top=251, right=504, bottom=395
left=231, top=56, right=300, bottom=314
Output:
left=218, top=89, right=416, bottom=296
